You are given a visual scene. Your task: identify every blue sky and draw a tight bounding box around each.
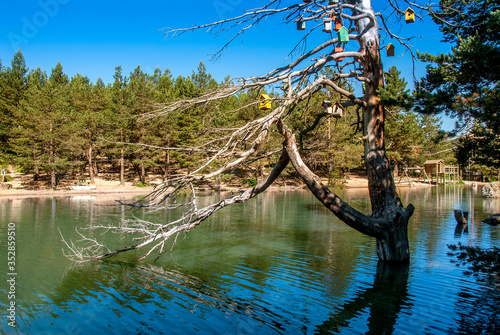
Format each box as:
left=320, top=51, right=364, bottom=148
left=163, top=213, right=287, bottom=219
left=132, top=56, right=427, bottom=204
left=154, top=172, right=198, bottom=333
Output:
left=0, top=0, right=455, bottom=129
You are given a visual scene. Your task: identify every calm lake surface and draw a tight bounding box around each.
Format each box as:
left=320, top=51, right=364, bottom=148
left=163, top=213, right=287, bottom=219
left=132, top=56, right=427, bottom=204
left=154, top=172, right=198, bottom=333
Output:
left=0, top=186, right=499, bottom=334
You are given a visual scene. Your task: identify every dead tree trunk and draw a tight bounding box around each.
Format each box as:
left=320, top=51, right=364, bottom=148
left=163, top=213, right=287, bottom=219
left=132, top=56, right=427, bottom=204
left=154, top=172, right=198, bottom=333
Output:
left=354, top=0, right=412, bottom=261
left=63, top=1, right=418, bottom=263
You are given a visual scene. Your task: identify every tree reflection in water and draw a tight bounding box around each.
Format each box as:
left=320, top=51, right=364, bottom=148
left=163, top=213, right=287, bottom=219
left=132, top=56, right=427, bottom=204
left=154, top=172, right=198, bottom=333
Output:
left=316, top=262, right=410, bottom=334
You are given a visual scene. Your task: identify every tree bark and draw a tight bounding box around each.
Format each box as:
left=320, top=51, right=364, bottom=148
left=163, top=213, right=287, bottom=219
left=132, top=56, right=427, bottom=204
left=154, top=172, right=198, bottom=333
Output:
left=141, top=162, right=146, bottom=184
left=88, top=144, right=94, bottom=184
left=355, top=0, right=412, bottom=261
left=120, top=129, right=125, bottom=186
left=51, top=166, right=56, bottom=190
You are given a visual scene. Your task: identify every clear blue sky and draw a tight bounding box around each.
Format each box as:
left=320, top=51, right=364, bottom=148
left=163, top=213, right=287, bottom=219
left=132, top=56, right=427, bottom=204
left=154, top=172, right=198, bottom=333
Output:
left=0, top=0, right=454, bottom=129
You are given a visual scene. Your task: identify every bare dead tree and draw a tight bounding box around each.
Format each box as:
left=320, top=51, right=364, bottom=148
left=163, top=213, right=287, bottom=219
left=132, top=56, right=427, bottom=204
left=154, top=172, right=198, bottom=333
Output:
left=63, top=0, right=455, bottom=263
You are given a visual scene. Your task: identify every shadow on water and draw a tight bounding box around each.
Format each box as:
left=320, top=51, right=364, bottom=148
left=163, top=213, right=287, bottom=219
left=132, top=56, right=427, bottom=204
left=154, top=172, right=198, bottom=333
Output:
left=32, top=256, right=500, bottom=335
left=315, top=262, right=410, bottom=334
left=43, top=260, right=292, bottom=334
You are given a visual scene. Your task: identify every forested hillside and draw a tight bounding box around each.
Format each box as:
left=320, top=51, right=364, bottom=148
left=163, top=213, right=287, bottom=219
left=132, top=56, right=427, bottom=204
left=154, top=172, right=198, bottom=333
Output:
left=0, top=50, right=450, bottom=189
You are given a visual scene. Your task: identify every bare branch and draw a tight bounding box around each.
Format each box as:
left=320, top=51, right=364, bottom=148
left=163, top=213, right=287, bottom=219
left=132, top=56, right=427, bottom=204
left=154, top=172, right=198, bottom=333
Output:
left=61, top=150, right=290, bottom=261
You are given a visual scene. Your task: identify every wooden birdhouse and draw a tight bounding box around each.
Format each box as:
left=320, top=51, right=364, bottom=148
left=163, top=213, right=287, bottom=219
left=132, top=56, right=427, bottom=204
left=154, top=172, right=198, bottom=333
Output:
left=405, top=7, right=415, bottom=23
left=297, top=20, right=306, bottom=30
left=338, top=26, right=349, bottom=43
left=259, top=94, right=271, bottom=110
left=386, top=43, right=395, bottom=57
left=323, top=17, right=332, bottom=33
left=331, top=15, right=342, bottom=31
left=282, top=78, right=289, bottom=91
left=322, top=101, right=343, bottom=118
left=331, top=102, right=343, bottom=118
left=334, top=46, right=344, bottom=61
left=322, top=101, right=332, bottom=113
left=335, top=20, right=342, bottom=31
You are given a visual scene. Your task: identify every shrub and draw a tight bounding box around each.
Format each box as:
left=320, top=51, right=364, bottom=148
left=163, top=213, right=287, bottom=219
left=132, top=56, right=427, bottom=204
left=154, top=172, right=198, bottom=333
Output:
left=242, top=178, right=257, bottom=187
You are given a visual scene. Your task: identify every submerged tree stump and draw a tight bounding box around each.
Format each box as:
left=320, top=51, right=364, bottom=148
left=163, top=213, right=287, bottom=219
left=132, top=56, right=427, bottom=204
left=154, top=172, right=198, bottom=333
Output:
left=454, top=210, right=469, bottom=225
left=454, top=210, right=469, bottom=237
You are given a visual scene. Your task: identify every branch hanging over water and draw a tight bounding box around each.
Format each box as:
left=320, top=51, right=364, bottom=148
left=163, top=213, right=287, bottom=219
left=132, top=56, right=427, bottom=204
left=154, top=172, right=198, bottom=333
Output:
left=60, top=150, right=290, bottom=262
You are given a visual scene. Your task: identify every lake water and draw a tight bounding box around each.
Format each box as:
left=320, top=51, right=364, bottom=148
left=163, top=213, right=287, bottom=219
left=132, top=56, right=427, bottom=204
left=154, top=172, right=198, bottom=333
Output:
left=0, top=186, right=499, bottom=334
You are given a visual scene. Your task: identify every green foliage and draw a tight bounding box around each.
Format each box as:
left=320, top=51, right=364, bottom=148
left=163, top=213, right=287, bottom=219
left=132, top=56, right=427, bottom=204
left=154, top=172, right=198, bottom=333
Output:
left=135, top=181, right=149, bottom=187
left=0, top=50, right=29, bottom=161
left=378, top=66, right=413, bottom=109
left=242, top=178, right=257, bottom=187
left=0, top=50, right=455, bottom=187
left=415, top=1, right=500, bottom=171
left=447, top=243, right=500, bottom=282
left=218, top=173, right=234, bottom=183
left=382, top=66, right=449, bottom=170
left=455, top=121, right=500, bottom=169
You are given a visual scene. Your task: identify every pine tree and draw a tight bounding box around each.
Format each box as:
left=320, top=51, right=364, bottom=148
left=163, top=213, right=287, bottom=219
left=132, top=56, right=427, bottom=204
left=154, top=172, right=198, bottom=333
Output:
left=11, top=63, right=72, bottom=189
left=108, top=66, right=132, bottom=186
left=0, top=50, right=28, bottom=163
left=415, top=0, right=500, bottom=173
left=127, top=65, right=156, bottom=184
left=69, top=74, right=109, bottom=184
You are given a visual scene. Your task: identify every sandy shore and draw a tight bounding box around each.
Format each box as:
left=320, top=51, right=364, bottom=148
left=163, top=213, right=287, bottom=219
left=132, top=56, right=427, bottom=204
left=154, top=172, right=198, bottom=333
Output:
left=1, top=176, right=483, bottom=199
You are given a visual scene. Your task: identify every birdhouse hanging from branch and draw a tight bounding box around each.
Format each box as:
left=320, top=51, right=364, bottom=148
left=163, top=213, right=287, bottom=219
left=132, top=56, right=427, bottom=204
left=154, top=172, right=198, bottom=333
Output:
left=334, top=46, right=344, bottom=61
left=322, top=101, right=343, bottom=118
left=386, top=43, right=395, bottom=57
left=259, top=94, right=272, bottom=110
left=323, top=17, right=332, bottom=33
left=332, top=16, right=342, bottom=31
left=297, top=19, right=305, bottom=30
left=405, top=7, right=415, bottom=23
left=282, top=78, right=289, bottom=91
left=337, top=26, right=349, bottom=43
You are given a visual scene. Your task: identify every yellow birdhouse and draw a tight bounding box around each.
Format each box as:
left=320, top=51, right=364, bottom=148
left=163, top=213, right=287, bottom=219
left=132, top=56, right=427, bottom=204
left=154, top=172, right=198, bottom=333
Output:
left=386, top=43, right=395, bottom=57
left=259, top=94, right=272, bottom=110
left=405, top=7, right=415, bottom=23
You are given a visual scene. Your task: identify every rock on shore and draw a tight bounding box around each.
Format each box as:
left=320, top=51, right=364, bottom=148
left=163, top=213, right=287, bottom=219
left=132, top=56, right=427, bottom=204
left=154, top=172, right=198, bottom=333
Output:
left=482, top=182, right=500, bottom=198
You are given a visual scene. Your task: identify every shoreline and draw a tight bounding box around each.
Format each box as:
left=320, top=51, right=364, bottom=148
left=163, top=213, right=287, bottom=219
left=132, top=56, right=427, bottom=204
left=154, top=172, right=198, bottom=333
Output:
left=0, top=177, right=483, bottom=199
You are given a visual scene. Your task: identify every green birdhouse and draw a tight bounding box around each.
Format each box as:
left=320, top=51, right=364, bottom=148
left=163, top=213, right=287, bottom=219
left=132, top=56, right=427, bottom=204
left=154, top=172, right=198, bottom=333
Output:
left=338, top=26, right=349, bottom=43
left=405, top=7, right=415, bottom=23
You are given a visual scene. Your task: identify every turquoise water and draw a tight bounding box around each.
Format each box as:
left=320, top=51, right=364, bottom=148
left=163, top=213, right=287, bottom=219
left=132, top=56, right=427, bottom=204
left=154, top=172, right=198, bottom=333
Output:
left=0, top=186, right=499, bottom=334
